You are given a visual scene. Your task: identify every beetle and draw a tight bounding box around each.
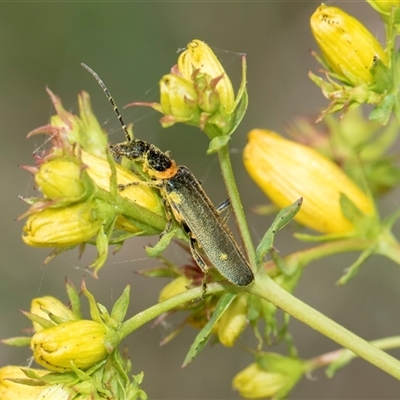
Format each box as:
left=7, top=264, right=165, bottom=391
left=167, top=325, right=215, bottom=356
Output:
left=81, top=63, right=254, bottom=287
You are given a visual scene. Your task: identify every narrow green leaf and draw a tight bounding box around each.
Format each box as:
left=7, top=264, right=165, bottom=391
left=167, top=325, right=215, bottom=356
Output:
left=182, top=293, right=236, bottom=367
left=256, top=199, right=302, bottom=264
left=111, top=285, right=131, bottom=324
left=338, top=246, right=375, bottom=285
left=66, top=279, right=82, bottom=319
left=145, top=229, right=177, bottom=257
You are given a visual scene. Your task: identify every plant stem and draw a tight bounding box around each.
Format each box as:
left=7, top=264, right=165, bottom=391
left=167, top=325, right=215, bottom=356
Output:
left=308, top=335, right=400, bottom=370
left=385, top=9, right=400, bottom=126
left=217, top=145, right=257, bottom=268
left=249, top=277, right=400, bottom=380
left=96, top=187, right=166, bottom=235
left=120, top=283, right=226, bottom=339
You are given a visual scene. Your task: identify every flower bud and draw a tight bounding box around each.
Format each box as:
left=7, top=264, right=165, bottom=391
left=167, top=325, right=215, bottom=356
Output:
left=232, top=363, right=288, bottom=399
left=158, top=275, right=192, bottom=303
left=0, top=366, right=48, bottom=400
left=232, top=355, right=304, bottom=399
left=44, top=90, right=108, bottom=157
left=31, top=320, right=109, bottom=371
left=30, top=296, right=75, bottom=332
left=310, top=4, right=387, bottom=85
left=22, top=202, right=102, bottom=247
left=159, top=74, right=199, bottom=125
left=216, top=294, right=248, bottom=347
left=81, top=150, right=164, bottom=216
left=178, top=39, right=235, bottom=113
left=35, top=158, right=88, bottom=200
left=243, top=129, right=375, bottom=234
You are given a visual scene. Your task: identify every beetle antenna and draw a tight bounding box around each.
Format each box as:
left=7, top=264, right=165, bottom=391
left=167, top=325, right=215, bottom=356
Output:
left=81, top=63, right=131, bottom=142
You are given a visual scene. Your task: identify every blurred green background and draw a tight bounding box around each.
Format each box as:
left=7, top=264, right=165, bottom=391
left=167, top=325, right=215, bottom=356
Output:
left=1, top=2, right=400, bottom=398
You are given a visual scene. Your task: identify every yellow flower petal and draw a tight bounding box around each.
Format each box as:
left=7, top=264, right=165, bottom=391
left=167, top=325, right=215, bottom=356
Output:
left=22, top=202, right=102, bottom=247
left=178, top=39, right=235, bottom=113
left=0, top=366, right=48, bottom=400
left=243, top=129, right=374, bottom=234
left=310, top=4, right=387, bottom=85
left=31, top=320, right=109, bottom=372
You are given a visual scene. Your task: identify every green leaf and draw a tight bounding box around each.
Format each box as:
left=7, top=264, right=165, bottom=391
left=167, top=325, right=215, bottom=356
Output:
left=369, top=94, right=395, bottom=125
left=22, top=311, right=55, bottom=329
left=325, top=349, right=355, bottom=378
left=370, top=60, right=392, bottom=94
left=207, top=135, right=230, bottom=154
left=66, top=279, right=82, bottom=319
left=1, top=336, right=32, bottom=347
left=337, top=246, right=375, bottom=285
left=111, top=285, right=131, bottom=325
left=339, top=194, right=364, bottom=222
left=182, top=292, right=236, bottom=367
left=145, top=229, right=178, bottom=257
left=256, top=199, right=302, bottom=265
left=229, top=89, right=248, bottom=136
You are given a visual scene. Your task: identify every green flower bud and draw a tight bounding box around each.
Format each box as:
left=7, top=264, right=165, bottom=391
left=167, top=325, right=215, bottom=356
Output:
left=159, top=74, right=199, bottom=125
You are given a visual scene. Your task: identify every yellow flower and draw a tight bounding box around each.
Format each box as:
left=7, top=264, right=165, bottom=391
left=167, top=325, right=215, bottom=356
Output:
left=31, top=320, right=109, bottom=372
left=310, top=4, right=387, bottom=85
left=30, top=296, right=75, bottom=332
left=178, top=39, right=235, bottom=114
left=216, top=294, right=248, bottom=347
left=22, top=202, right=102, bottom=247
left=243, top=129, right=375, bottom=234
left=35, top=158, right=89, bottom=200
left=0, top=366, right=48, bottom=400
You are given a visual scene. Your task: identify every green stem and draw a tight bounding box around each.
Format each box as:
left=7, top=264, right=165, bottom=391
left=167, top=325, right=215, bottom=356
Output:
left=385, top=9, right=400, bottom=126
left=308, top=336, right=400, bottom=370
left=95, top=187, right=167, bottom=235
left=249, top=278, right=400, bottom=380
left=217, top=145, right=257, bottom=268
left=120, top=283, right=226, bottom=338
left=282, top=238, right=375, bottom=272
left=121, top=273, right=400, bottom=379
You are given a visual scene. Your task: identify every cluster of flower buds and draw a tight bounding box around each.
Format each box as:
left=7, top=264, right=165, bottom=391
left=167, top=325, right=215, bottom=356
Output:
left=1, top=281, right=147, bottom=398
left=309, top=4, right=391, bottom=123
left=21, top=90, right=165, bottom=276
left=131, top=39, right=248, bottom=142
